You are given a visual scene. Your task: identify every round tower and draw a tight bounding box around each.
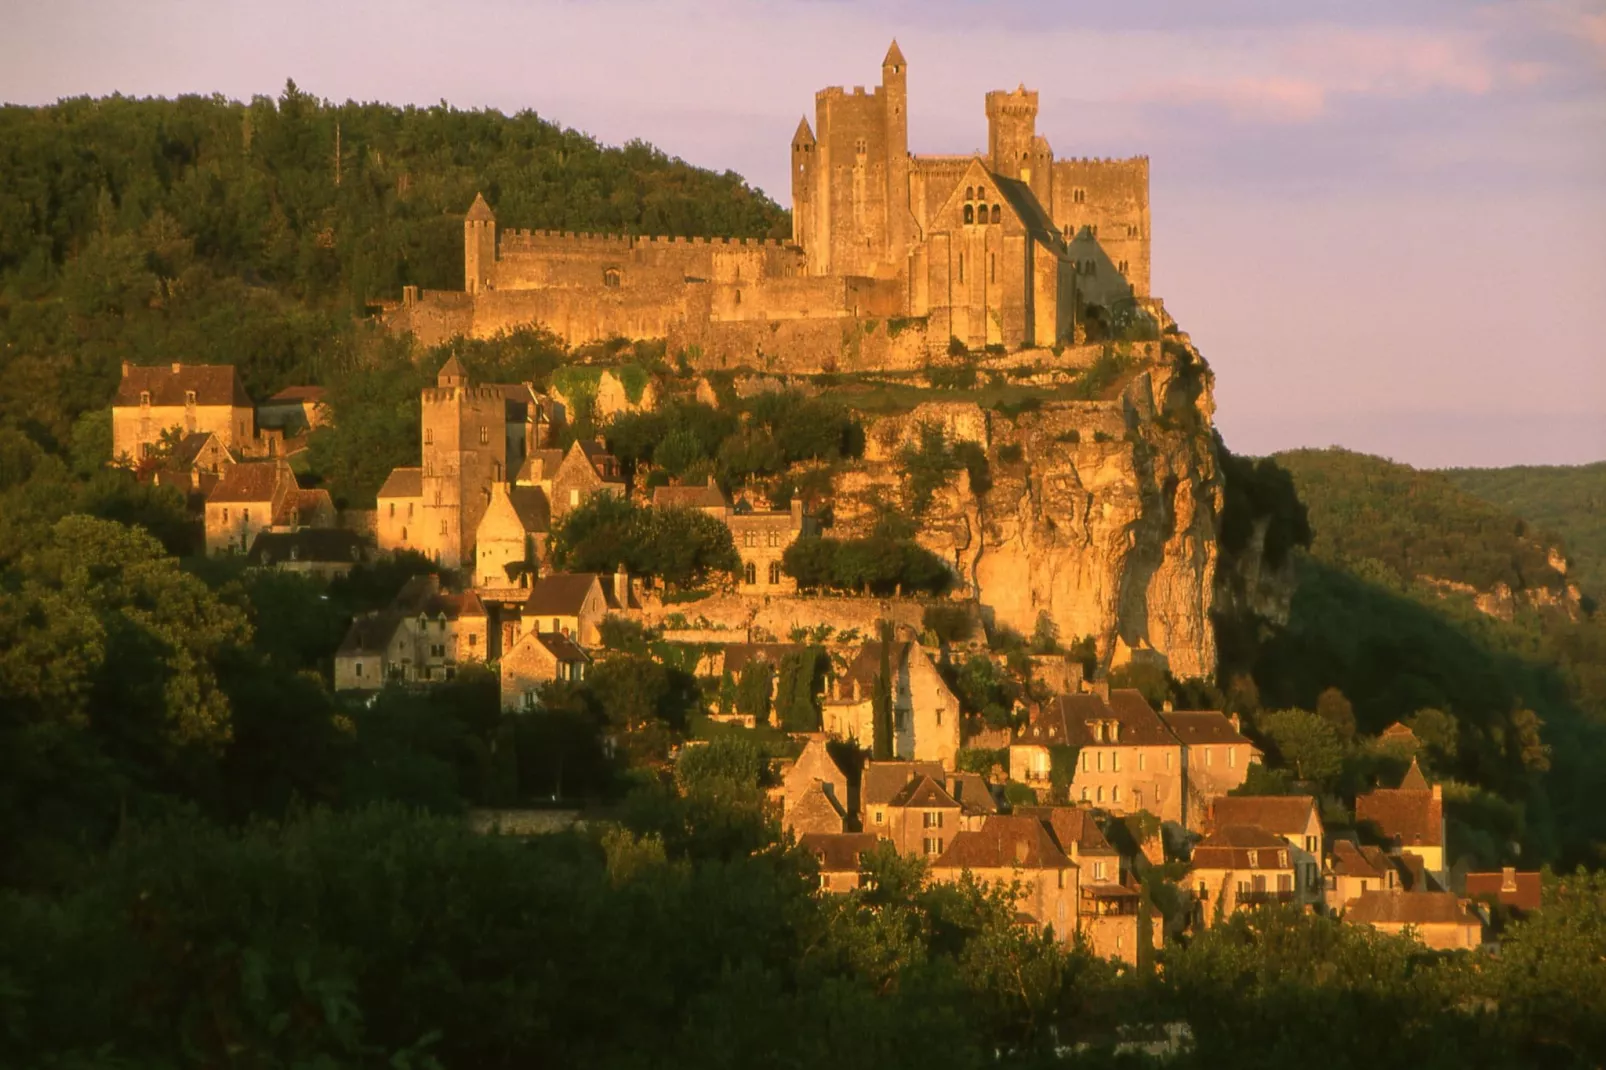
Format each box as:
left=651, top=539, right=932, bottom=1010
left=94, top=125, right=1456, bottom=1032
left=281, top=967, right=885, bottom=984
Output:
left=464, top=193, right=496, bottom=294
left=791, top=117, right=817, bottom=255
left=882, top=40, right=912, bottom=262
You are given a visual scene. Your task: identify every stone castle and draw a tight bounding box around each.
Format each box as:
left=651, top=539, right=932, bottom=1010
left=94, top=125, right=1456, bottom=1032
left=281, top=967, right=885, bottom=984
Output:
left=386, top=42, right=1152, bottom=365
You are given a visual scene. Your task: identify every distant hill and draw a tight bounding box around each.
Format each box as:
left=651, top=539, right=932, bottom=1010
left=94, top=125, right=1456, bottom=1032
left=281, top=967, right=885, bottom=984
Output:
left=1443, top=462, right=1606, bottom=600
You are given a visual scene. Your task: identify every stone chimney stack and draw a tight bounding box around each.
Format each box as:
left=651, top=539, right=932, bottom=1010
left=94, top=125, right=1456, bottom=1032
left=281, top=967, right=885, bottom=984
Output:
left=1162, top=699, right=1174, bottom=713
left=1501, top=866, right=1517, bottom=893
left=1431, top=782, right=1442, bottom=801
left=790, top=498, right=804, bottom=528
left=1229, top=712, right=1242, bottom=733
left=121, top=360, right=132, bottom=376
left=613, top=566, right=628, bottom=607
left=171, top=362, right=182, bottom=373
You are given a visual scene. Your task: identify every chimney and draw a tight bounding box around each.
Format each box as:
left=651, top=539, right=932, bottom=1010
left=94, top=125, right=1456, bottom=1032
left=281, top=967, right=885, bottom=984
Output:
left=1431, top=783, right=1442, bottom=801
left=790, top=498, right=803, bottom=527
left=1089, top=680, right=1110, bottom=701
left=1162, top=699, right=1174, bottom=713
left=1229, top=712, right=1241, bottom=733
left=1015, top=838, right=1030, bottom=864
left=121, top=360, right=132, bottom=377
left=851, top=678, right=861, bottom=702
left=171, top=362, right=182, bottom=374
left=1501, top=866, right=1517, bottom=893
left=613, top=565, right=628, bottom=607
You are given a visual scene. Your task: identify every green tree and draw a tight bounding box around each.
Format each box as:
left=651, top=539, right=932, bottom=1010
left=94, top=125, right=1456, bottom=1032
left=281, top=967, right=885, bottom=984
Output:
left=1257, top=708, right=1345, bottom=784
left=1316, top=686, right=1357, bottom=742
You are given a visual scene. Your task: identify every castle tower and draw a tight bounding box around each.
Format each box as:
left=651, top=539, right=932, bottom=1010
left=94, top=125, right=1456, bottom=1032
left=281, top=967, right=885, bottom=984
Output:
left=465, top=193, right=496, bottom=294
left=985, top=86, right=1039, bottom=182
left=791, top=117, right=817, bottom=255
left=421, top=354, right=509, bottom=569
left=881, top=40, right=914, bottom=269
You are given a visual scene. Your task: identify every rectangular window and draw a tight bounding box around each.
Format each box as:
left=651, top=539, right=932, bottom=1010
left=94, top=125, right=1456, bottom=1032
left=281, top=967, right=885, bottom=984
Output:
left=1205, top=748, right=1213, bottom=767
left=479, top=425, right=489, bottom=445
left=874, top=810, right=884, bottom=825
left=1138, top=752, right=1146, bottom=772
left=1166, top=752, right=1173, bottom=771
left=355, top=662, right=363, bottom=678
left=1112, top=752, right=1121, bottom=772
left=1081, top=752, right=1089, bottom=772
left=242, top=508, right=250, bottom=522
left=1094, top=861, right=1106, bottom=881
left=1096, top=752, right=1104, bottom=772
left=1229, top=747, right=1237, bottom=769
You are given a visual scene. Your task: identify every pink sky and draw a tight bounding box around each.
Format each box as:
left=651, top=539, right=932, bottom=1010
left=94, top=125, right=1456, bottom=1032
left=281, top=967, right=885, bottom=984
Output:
left=3, top=0, right=1603, bottom=467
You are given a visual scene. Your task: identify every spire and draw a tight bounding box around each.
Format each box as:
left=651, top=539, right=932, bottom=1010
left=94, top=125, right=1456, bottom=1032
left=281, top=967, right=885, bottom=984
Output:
left=883, top=39, right=906, bottom=70
left=465, top=192, right=495, bottom=223
left=1399, top=757, right=1430, bottom=792
left=438, top=354, right=466, bottom=387
left=792, top=116, right=816, bottom=146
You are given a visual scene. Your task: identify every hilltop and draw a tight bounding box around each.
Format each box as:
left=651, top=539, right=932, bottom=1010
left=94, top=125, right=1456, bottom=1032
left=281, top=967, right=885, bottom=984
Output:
left=1444, top=462, right=1606, bottom=600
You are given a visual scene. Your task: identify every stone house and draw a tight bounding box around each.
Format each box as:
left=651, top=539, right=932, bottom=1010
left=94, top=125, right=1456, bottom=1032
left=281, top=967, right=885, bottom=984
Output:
left=513, top=570, right=638, bottom=650
left=1022, top=805, right=1145, bottom=962
left=799, top=832, right=881, bottom=893
left=151, top=430, right=235, bottom=498
left=1187, top=825, right=1300, bottom=928
left=880, top=774, right=963, bottom=859
left=1327, top=840, right=1407, bottom=910
left=1343, top=890, right=1482, bottom=950
left=245, top=529, right=371, bottom=580
left=781, top=737, right=855, bottom=836
left=1208, top=795, right=1326, bottom=908
left=333, top=575, right=488, bottom=690
left=1010, top=690, right=1186, bottom=825
left=255, top=385, right=328, bottom=438
left=822, top=642, right=960, bottom=768
left=532, top=439, right=625, bottom=521
left=498, top=629, right=590, bottom=711
left=1355, top=759, right=1446, bottom=880
left=1160, top=709, right=1255, bottom=824
left=651, top=476, right=731, bottom=517
left=929, top=815, right=1081, bottom=944
left=945, top=771, right=998, bottom=828
left=473, top=482, right=551, bottom=592
left=860, top=760, right=944, bottom=834
left=203, top=459, right=334, bottom=556
left=729, top=498, right=814, bottom=593
left=113, top=361, right=254, bottom=464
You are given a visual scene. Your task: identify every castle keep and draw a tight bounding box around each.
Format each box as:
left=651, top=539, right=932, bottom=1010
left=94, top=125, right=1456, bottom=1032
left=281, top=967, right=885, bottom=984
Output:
left=388, top=43, right=1151, bottom=362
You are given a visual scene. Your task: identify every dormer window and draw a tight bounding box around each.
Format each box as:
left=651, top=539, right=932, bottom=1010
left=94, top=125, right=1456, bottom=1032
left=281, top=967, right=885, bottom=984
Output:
left=184, top=390, right=196, bottom=406
left=1109, top=721, right=1120, bottom=743
left=1247, top=850, right=1259, bottom=868
left=140, top=391, right=151, bottom=407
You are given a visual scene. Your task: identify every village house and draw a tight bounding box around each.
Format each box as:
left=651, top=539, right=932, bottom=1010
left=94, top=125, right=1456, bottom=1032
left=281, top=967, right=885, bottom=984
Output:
left=1208, top=795, right=1326, bottom=907
left=880, top=774, right=964, bottom=859
left=473, top=482, right=551, bottom=592
left=945, top=771, right=999, bottom=828
left=929, top=814, right=1081, bottom=944
left=1327, top=840, right=1407, bottom=910
left=1010, top=689, right=1186, bottom=825
left=650, top=479, right=817, bottom=592
left=150, top=430, right=235, bottom=498
left=780, top=737, right=855, bottom=836
left=1343, top=890, right=1483, bottom=950
left=203, top=459, right=335, bottom=556
left=498, top=629, right=590, bottom=711
left=1022, top=806, right=1146, bottom=962
left=512, top=570, right=638, bottom=650
left=1355, top=758, right=1447, bottom=881
left=113, top=361, right=255, bottom=464
left=861, top=760, right=946, bottom=834
left=517, top=438, right=625, bottom=522
left=333, top=575, right=488, bottom=690
left=255, top=385, right=328, bottom=439
left=799, top=832, right=881, bottom=892
left=822, top=641, right=961, bottom=768
left=1160, top=708, right=1254, bottom=824
left=651, top=476, right=731, bottom=517
left=1187, top=825, right=1300, bottom=928
left=245, top=529, right=371, bottom=580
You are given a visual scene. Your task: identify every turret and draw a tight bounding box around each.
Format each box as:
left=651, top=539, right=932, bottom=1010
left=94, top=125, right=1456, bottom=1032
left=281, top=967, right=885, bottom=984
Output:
left=882, top=40, right=912, bottom=263
left=986, top=86, right=1039, bottom=182
left=791, top=117, right=817, bottom=252
left=464, top=192, right=496, bottom=294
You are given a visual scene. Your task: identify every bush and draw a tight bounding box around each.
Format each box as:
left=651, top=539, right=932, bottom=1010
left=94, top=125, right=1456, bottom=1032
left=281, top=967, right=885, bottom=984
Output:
left=922, top=603, right=974, bottom=644
left=549, top=496, right=739, bottom=587
left=781, top=535, right=954, bottom=597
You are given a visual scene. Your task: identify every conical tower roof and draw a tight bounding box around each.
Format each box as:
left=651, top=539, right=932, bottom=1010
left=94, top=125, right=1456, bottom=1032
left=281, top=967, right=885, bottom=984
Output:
left=438, top=354, right=466, bottom=386
left=883, top=39, right=906, bottom=68
left=792, top=116, right=816, bottom=146
left=1399, top=757, right=1430, bottom=792
left=465, top=192, right=495, bottom=222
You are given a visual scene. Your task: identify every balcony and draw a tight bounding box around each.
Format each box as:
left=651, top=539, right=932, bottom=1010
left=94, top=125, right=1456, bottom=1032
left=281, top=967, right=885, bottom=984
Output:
left=1239, top=890, right=1297, bottom=906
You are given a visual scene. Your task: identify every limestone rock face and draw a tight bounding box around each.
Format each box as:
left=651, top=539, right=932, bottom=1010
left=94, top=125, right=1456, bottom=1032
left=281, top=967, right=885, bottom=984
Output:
left=836, top=342, right=1229, bottom=679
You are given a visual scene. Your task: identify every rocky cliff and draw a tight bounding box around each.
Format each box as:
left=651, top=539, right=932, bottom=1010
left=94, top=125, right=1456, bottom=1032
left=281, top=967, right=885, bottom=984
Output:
left=831, top=339, right=1229, bottom=679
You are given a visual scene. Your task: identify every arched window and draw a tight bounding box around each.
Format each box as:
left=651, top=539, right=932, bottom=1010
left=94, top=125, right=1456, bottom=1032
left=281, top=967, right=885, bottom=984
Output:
left=744, top=562, right=757, bottom=585
left=603, top=268, right=621, bottom=288
left=963, top=204, right=974, bottom=224
left=768, top=562, right=782, bottom=584
left=965, top=186, right=974, bottom=200
left=991, top=204, right=1001, bottom=224
left=977, top=185, right=986, bottom=199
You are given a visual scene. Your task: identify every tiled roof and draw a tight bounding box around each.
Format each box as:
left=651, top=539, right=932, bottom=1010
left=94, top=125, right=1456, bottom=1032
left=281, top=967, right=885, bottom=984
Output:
left=652, top=478, right=730, bottom=512
left=438, top=355, right=466, bottom=383
left=721, top=643, right=805, bottom=676
left=523, top=572, right=601, bottom=616
left=276, top=487, right=333, bottom=525
left=465, top=192, right=495, bottom=222
left=945, top=772, right=999, bottom=816
left=862, top=760, right=946, bottom=808
left=1018, top=806, right=1119, bottom=857
left=207, top=461, right=291, bottom=504
left=887, top=774, right=960, bottom=810
left=337, top=611, right=404, bottom=657
left=1330, top=840, right=1395, bottom=880
left=170, top=431, right=229, bottom=469
left=1161, top=710, right=1249, bottom=746
left=393, top=575, right=485, bottom=620
left=1399, top=757, right=1430, bottom=792
left=934, top=814, right=1073, bottom=871
left=830, top=642, right=910, bottom=698
left=1344, top=890, right=1480, bottom=928
left=1015, top=690, right=1178, bottom=749
left=378, top=467, right=423, bottom=499
left=1381, top=721, right=1418, bottom=742
left=534, top=632, right=590, bottom=665
left=1209, top=795, right=1317, bottom=838
left=1464, top=870, right=1542, bottom=913
left=1190, top=826, right=1295, bottom=872
left=800, top=831, right=880, bottom=873
left=265, top=385, right=326, bottom=403
left=246, top=529, right=369, bottom=566
left=1355, top=780, right=1443, bottom=850
left=508, top=485, right=551, bottom=533
left=116, top=362, right=250, bottom=408
left=517, top=449, right=566, bottom=484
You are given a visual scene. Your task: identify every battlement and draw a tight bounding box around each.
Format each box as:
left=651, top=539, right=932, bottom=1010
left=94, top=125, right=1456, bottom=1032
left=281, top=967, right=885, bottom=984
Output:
left=420, top=386, right=509, bottom=405
left=1057, top=155, right=1149, bottom=166
left=498, top=229, right=787, bottom=252
left=817, top=85, right=883, bottom=102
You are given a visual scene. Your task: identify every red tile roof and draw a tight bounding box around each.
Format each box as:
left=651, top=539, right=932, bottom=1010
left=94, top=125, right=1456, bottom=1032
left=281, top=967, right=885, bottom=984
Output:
left=861, top=761, right=946, bottom=808
left=652, top=478, right=730, bottom=511
left=1190, top=826, right=1295, bottom=871
left=1464, top=869, right=1541, bottom=913
left=116, top=362, right=250, bottom=408
left=1209, top=795, right=1317, bottom=838
left=887, top=774, right=960, bottom=810
left=1344, top=890, right=1481, bottom=929
left=934, top=814, right=1073, bottom=871
left=1017, top=806, right=1119, bottom=858
left=1161, top=710, right=1249, bottom=746
left=523, top=572, right=602, bottom=616
left=378, top=467, right=423, bottom=499
left=1355, top=783, right=1443, bottom=850
left=1330, top=840, right=1395, bottom=880
left=1015, top=689, right=1178, bottom=749
left=207, top=460, right=292, bottom=504
left=800, top=832, right=880, bottom=873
